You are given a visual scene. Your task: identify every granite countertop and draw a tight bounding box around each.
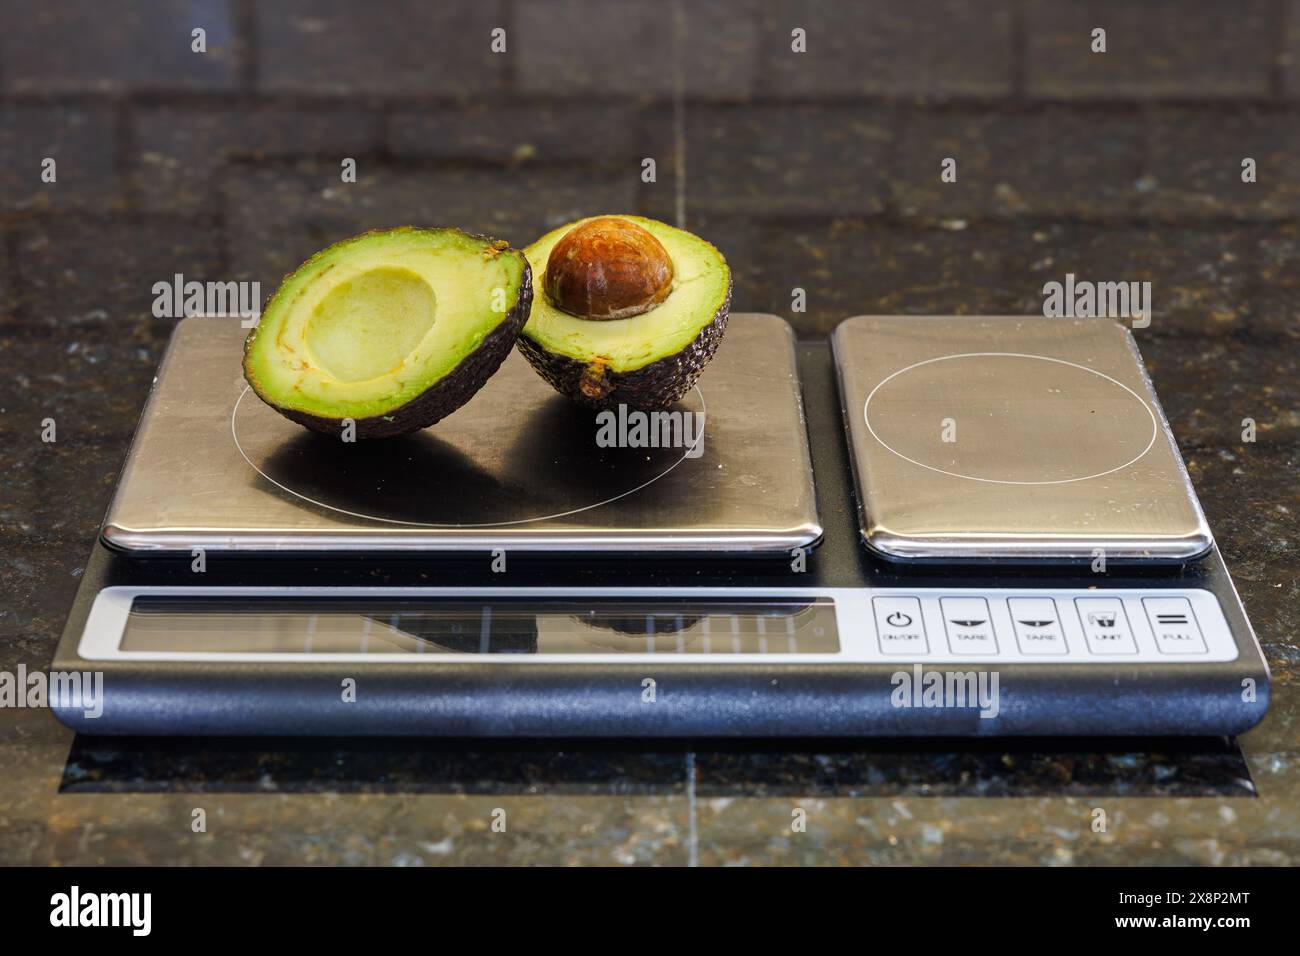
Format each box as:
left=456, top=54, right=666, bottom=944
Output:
left=1, top=1, right=1297, bottom=865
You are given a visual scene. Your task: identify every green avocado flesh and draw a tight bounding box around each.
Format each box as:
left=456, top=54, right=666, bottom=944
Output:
left=243, top=227, right=531, bottom=438
left=519, top=215, right=731, bottom=410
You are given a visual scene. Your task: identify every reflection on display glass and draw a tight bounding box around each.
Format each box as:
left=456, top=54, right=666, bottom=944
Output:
left=122, top=596, right=840, bottom=654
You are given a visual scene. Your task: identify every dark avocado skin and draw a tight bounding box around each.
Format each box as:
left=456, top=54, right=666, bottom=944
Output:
left=516, top=279, right=730, bottom=412
left=249, top=256, right=533, bottom=440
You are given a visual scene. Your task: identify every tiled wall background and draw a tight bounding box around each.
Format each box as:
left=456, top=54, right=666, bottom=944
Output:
left=3, top=1, right=1300, bottom=328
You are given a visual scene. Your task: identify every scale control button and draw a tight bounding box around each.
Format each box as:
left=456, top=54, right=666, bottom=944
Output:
left=1143, top=597, right=1208, bottom=655
left=873, top=597, right=928, bottom=655
left=1075, top=598, right=1137, bottom=655
left=1008, top=598, right=1068, bottom=655
left=940, top=597, right=997, bottom=655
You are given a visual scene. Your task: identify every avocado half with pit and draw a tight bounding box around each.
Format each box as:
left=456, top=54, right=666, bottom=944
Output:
left=517, top=215, right=731, bottom=410
left=243, top=227, right=532, bottom=439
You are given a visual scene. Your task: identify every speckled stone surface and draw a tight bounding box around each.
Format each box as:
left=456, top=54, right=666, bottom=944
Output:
left=1, top=0, right=1297, bottom=865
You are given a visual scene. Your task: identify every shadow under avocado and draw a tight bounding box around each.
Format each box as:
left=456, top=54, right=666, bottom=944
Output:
left=258, top=430, right=528, bottom=525
left=254, top=392, right=702, bottom=526
left=500, top=393, right=700, bottom=511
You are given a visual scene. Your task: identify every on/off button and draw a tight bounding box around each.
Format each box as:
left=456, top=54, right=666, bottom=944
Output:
left=872, top=597, right=928, bottom=655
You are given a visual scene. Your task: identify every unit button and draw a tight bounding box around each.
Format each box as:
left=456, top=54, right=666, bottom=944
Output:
left=873, top=597, right=928, bottom=655
left=940, top=597, right=997, bottom=655
left=1075, top=598, right=1137, bottom=655
left=1143, top=597, right=1208, bottom=655
left=1008, top=597, right=1068, bottom=655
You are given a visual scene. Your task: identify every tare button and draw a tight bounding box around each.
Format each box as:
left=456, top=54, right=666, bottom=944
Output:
left=940, top=597, right=997, bottom=655
left=1075, top=598, right=1138, bottom=655
left=1143, top=597, right=1208, bottom=655
left=1008, top=597, right=1068, bottom=655
left=872, top=597, right=928, bottom=655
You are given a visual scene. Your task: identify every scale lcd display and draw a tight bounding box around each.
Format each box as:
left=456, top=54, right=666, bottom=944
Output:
left=120, top=596, right=840, bottom=655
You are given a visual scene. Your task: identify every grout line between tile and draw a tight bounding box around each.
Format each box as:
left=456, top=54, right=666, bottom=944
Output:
left=672, top=0, right=687, bottom=230
left=685, top=749, right=698, bottom=867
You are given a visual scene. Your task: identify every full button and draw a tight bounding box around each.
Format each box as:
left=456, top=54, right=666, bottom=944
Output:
left=940, top=597, right=997, bottom=655
left=873, top=597, right=928, bottom=656
left=1075, top=598, right=1137, bottom=655
left=1143, top=597, right=1208, bottom=655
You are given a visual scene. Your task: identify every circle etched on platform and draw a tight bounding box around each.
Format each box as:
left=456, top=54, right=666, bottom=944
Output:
left=863, top=352, right=1158, bottom=485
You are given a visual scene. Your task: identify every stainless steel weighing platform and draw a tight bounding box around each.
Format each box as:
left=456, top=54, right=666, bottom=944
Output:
left=833, top=316, right=1212, bottom=562
left=102, top=313, right=821, bottom=555
left=51, top=314, right=1270, bottom=737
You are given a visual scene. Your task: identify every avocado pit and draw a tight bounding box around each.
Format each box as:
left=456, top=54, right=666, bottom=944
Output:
left=544, top=216, right=674, bottom=321
left=519, top=214, right=732, bottom=411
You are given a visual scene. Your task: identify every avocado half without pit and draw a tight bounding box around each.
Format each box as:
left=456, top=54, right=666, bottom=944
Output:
left=517, top=215, right=731, bottom=410
left=243, top=227, right=532, bottom=439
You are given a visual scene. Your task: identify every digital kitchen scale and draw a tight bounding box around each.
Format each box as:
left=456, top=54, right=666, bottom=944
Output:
left=51, top=314, right=1270, bottom=737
